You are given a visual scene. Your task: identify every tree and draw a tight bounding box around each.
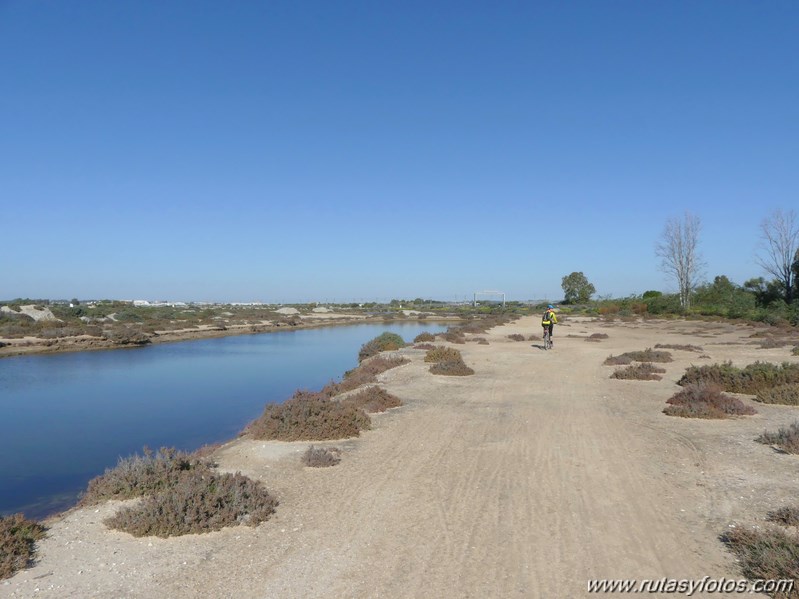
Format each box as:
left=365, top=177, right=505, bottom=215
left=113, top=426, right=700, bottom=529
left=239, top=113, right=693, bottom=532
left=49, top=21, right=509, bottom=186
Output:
left=757, top=209, right=799, bottom=304
left=655, top=212, right=704, bottom=310
left=561, top=271, right=596, bottom=304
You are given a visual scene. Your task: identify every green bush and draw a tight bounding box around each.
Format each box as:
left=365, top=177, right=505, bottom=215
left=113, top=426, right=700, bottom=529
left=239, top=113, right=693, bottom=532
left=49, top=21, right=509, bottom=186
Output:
left=0, top=514, right=46, bottom=580
left=678, top=361, right=799, bottom=395
left=358, top=332, right=405, bottom=362
left=104, top=470, right=277, bottom=537
left=413, top=332, right=436, bottom=343
left=756, top=384, right=799, bottom=405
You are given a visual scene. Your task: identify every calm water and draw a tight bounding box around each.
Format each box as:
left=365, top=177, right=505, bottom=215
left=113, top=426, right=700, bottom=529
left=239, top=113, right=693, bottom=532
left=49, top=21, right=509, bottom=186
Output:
left=0, top=322, right=446, bottom=519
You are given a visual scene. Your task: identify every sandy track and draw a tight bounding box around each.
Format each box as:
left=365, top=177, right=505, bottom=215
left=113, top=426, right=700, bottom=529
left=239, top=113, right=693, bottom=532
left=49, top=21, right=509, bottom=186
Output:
left=3, top=316, right=798, bottom=598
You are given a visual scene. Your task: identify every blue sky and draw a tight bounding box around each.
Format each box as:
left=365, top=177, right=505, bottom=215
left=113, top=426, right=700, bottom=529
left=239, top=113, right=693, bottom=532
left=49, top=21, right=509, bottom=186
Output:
left=2, top=1, right=797, bottom=303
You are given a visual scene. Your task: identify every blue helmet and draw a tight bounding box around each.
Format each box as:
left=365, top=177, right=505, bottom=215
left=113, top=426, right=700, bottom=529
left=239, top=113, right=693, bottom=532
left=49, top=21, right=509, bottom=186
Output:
left=547, top=304, right=554, bottom=309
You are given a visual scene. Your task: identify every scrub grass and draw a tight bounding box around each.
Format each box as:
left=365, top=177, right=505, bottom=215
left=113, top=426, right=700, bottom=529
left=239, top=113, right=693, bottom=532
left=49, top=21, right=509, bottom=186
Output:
left=757, top=422, right=799, bottom=454
left=342, top=386, right=403, bottom=413
left=678, top=361, right=799, bottom=395
left=424, top=346, right=463, bottom=363
left=246, top=395, right=371, bottom=441
left=0, top=514, right=46, bottom=580
left=302, top=446, right=341, bottom=468
left=720, top=526, right=799, bottom=598
left=610, top=363, right=666, bottom=381
left=663, top=383, right=757, bottom=419
left=756, top=384, right=799, bottom=406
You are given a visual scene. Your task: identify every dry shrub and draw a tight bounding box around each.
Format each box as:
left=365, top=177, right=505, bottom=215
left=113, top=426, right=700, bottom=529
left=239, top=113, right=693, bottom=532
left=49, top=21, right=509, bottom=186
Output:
left=617, top=348, right=673, bottom=363
left=342, top=386, right=402, bottom=413
left=104, top=470, right=277, bottom=537
left=793, top=346, right=799, bottom=356
left=246, top=396, right=370, bottom=441
left=720, top=526, right=799, bottom=598
left=589, top=333, right=609, bottom=339
left=430, top=359, right=474, bottom=376
left=663, top=383, right=757, bottom=419
left=768, top=506, right=799, bottom=527
left=0, top=514, right=46, bottom=580
left=655, top=343, right=703, bottom=352
left=507, top=334, right=525, bottom=342
left=611, top=363, right=666, bottom=381
left=323, top=355, right=409, bottom=397
left=413, top=343, right=436, bottom=350
left=302, top=446, right=341, bottom=467
left=757, top=384, right=799, bottom=406
left=438, top=330, right=466, bottom=344
left=424, top=346, right=463, bottom=363
left=472, top=337, right=489, bottom=345
left=413, top=332, right=436, bottom=343
left=80, top=447, right=212, bottom=506
left=757, top=422, right=799, bottom=454
left=604, top=354, right=634, bottom=366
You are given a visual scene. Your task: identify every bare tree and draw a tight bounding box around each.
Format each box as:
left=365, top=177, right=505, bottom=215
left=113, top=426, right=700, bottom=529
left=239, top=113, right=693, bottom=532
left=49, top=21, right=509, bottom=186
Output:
left=757, top=209, right=799, bottom=304
left=656, top=212, right=704, bottom=309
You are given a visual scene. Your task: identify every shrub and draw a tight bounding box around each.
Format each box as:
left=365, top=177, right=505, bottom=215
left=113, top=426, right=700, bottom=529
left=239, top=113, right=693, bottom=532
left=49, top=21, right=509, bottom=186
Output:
left=604, top=354, right=634, bottom=366
left=413, top=332, right=436, bottom=343
left=430, top=359, right=474, bottom=376
left=768, top=506, right=799, bottom=527
left=655, top=343, right=703, bottom=352
left=80, top=447, right=212, bottom=506
left=720, top=526, right=799, bottom=597
left=246, top=396, right=370, bottom=441
left=757, top=422, right=799, bottom=454
left=424, top=346, right=463, bottom=363
left=0, top=513, right=46, bottom=580
left=507, top=334, right=525, bottom=342
left=678, top=361, right=799, bottom=395
left=413, top=343, right=436, bottom=350
left=324, top=355, right=409, bottom=397
left=439, top=330, right=466, bottom=344
left=357, top=332, right=405, bottom=362
left=302, top=446, right=341, bottom=467
left=587, top=333, right=608, bottom=342
left=104, top=470, right=277, bottom=537
left=610, top=363, right=666, bottom=381
left=663, top=383, right=757, bottom=419
left=473, top=337, right=489, bottom=345
left=793, top=346, right=799, bottom=356
left=757, top=384, right=799, bottom=406
left=103, top=329, right=151, bottom=346
left=342, top=386, right=402, bottom=413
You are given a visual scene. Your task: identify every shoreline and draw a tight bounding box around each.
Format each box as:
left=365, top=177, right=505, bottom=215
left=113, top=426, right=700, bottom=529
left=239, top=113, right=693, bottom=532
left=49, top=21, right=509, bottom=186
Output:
left=0, top=315, right=461, bottom=359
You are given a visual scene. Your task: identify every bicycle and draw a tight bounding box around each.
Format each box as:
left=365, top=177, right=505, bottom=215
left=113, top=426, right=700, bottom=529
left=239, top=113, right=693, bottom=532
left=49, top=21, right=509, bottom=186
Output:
left=543, top=328, right=552, bottom=350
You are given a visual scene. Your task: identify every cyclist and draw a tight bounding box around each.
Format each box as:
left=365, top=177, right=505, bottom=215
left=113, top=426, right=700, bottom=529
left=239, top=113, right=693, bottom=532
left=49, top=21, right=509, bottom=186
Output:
left=542, top=304, right=558, bottom=347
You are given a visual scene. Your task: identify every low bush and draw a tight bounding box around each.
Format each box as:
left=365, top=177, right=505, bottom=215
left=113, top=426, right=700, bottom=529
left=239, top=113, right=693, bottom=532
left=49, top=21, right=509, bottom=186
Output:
left=473, top=337, right=489, bottom=345
left=507, top=334, right=525, bottom=342
left=655, top=343, right=703, bottom=352
left=610, top=363, right=666, bottom=381
left=678, top=361, right=799, bottom=395
left=246, top=396, right=370, bottom=441
left=768, top=506, right=799, bottom=527
left=0, top=513, right=46, bottom=580
left=424, top=346, right=463, bottom=363
left=413, top=343, right=436, bottom=350
left=439, top=330, right=466, bottom=344
left=430, top=359, right=474, bottom=376
left=793, top=346, right=799, bottom=356
left=103, top=328, right=151, bottom=346
left=720, top=526, right=799, bottom=597
left=80, top=447, right=212, bottom=506
left=104, top=470, right=277, bottom=537
left=589, top=333, right=609, bottom=340
left=663, top=383, right=757, bottom=419
left=324, top=355, right=409, bottom=397
left=756, top=384, right=799, bottom=406
left=357, top=332, right=405, bottom=362
left=413, top=332, right=436, bottom=343
left=342, top=386, right=402, bottom=413
left=302, top=446, right=341, bottom=467
left=757, top=422, right=799, bottom=454
left=604, top=354, right=634, bottom=366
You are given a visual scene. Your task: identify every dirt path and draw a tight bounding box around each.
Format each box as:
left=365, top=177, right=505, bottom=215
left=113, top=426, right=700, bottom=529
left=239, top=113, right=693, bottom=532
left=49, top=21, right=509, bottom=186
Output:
left=4, top=316, right=798, bottom=598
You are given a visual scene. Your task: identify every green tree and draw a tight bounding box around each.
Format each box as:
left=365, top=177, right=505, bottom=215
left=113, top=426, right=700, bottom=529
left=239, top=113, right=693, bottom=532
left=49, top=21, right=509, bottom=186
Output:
left=561, top=272, right=596, bottom=304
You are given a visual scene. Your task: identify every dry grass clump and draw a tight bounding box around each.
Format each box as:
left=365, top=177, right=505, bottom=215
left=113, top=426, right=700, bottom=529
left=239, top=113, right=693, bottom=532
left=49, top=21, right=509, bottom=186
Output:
left=603, top=348, right=672, bottom=366
left=604, top=354, right=634, bottom=366
left=104, top=470, right=277, bottom=537
left=246, top=395, right=370, bottom=441
left=413, top=332, right=436, bottom=343
left=757, top=422, right=799, bottom=454
left=472, top=337, right=489, bottom=345
left=302, top=446, right=341, bottom=468
left=438, top=330, right=466, bottom=344
left=342, top=386, right=403, bottom=413
left=678, top=361, right=799, bottom=395
left=586, top=333, right=609, bottom=342
left=757, top=384, right=799, bottom=405
left=720, top=526, right=799, bottom=598
left=793, top=346, right=799, bottom=356
left=0, top=514, right=46, bottom=580
left=768, top=506, right=799, bottom=528
left=655, top=343, right=703, bottom=352
left=424, top=346, right=463, bottom=363
left=507, top=334, right=525, bottom=341
left=610, top=363, right=666, bottom=381
left=357, top=332, right=405, bottom=362
left=323, top=355, right=409, bottom=397
left=79, top=447, right=212, bottom=506
left=413, top=343, right=436, bottom=350
left=663, top=383, right=757, bottom=419
left=430, top=359, right=475, bottom=376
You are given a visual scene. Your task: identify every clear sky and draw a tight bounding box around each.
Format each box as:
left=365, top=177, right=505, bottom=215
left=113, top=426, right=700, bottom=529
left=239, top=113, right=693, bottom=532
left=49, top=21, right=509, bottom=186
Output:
left=2, top=1, right=797, bottom=303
